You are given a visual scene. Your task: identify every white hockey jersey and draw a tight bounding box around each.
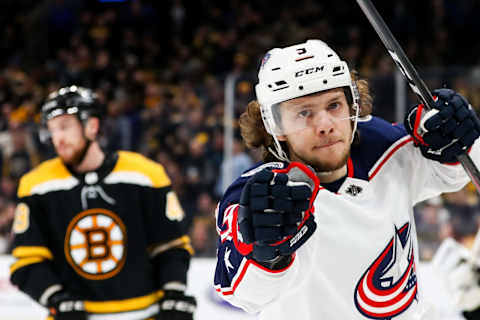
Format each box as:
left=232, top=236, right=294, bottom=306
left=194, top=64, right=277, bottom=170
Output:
left=214, top=116, right=479, bottom=319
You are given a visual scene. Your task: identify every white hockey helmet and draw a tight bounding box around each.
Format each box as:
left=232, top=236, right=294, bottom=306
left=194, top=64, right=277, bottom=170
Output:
left=255, top=40, right=360, bottom=160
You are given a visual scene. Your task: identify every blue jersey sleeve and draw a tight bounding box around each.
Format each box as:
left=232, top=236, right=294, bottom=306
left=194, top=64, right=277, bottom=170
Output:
left=351, top=116, right=409, bottom=180
left=214, top=161, right=287, bottom=294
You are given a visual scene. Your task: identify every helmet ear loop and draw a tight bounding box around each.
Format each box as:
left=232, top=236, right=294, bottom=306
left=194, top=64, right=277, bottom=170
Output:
left=78, top=112, right=100, bottom=143
left=350, top=102, right=360, bottom=143
left=38, top=127, right=53, bottom=145
left=261, top=103, right=290, bottom=162
left=349, top=81, right=361, bottom=143
left=264, top=119, right=290, bottom=162
left=267, top=135, right=290, bottom=162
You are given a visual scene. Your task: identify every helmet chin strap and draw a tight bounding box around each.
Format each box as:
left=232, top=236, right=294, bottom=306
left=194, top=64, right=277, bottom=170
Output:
left=350, top=102, right=360, bottom=143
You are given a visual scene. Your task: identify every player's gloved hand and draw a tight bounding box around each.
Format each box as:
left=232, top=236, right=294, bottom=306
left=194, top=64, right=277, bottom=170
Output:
left=432, top=238, right=480, bottom=320
left=450, top=261, right=480, bottom=320
left=447, top=253, right=480, bottom=320
left=404, top=88, right=480, bottom=163
left=47, top=291, right=87, bottom=320
left=237, top=162, right=319, bottom=266
left=156, top=290, right=196, bottom=320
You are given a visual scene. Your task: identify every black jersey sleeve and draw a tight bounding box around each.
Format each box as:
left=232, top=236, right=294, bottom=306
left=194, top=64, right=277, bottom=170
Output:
left=9, top=194, right=62, bottom=303
left=138, top=162, right=193, bottom=288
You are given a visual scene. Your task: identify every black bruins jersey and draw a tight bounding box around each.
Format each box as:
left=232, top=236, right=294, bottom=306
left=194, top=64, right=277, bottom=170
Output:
left=10, top=151, right=193, bottom=319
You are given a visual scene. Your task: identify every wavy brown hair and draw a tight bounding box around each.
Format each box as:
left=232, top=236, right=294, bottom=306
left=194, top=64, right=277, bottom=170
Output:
left=239, top=71, right=373, bottom=161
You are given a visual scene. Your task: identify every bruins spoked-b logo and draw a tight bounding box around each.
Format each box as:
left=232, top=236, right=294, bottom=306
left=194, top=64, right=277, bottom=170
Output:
left=65, top=208, right=127, bottom=280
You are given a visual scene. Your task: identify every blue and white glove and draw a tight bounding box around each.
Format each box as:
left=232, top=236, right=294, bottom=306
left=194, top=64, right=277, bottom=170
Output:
left=404, top=88, right=480, bottom=163
left=432, top=238, right=480, bottom=320
left=450, top=260, right=480, bottom=320
left=236, top=162, right=319, bottom=266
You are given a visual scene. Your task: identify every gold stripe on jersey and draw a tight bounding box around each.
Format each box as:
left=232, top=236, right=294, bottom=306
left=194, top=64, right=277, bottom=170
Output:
left=12, top=246, right=54, bottom=259
left=10, top=256, right=46, bottom=274
left=149, top=235, right=194, bottom=257
left=17, top=158, right=74, bottom=198
left=84, top=289, right=164, bottom=313
left=106, top=151, right=171, bottom=188
left=10, top=246, right=55, bottom=274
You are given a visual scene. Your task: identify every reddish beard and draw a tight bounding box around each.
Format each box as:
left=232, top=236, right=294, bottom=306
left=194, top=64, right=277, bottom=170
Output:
left=286, top=136, right=351, bottom=173
left=56, top=140, right=89, bottom=166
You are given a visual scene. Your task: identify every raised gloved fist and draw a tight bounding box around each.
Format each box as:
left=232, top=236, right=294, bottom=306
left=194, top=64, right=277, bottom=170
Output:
left=404, top=88, right=480, bottom=163
left=157, top=290, right=196, bottom=320
left=236, top=162, right=319, bottom=264
left=47, top=291, right=87, bottom=320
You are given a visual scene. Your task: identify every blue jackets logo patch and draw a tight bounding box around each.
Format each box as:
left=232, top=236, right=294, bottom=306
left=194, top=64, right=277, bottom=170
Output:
left=354, top=222, right=417, bottom=319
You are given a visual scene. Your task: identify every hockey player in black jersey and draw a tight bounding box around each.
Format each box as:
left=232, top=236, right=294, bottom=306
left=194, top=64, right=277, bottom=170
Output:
left=9, top=86, right=196, bottom=320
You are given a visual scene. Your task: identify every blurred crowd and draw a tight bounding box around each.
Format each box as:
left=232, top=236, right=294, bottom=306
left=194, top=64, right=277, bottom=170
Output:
left=0, top=0, right=479, bottom=259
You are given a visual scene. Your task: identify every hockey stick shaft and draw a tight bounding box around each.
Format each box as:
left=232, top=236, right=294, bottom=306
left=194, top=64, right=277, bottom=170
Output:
left=356, top=0, right=480, bottom=194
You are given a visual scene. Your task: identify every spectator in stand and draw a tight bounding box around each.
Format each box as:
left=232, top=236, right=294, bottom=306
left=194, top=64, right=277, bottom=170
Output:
left=215, top=134, right=254, bottom=198
left=190, top=192, right=218, bottom=257
left=0, top=197, right=14, bottom=254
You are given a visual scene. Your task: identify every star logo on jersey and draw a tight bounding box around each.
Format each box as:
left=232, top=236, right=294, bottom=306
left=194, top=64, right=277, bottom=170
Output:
left=354, top=222, right=417, bottom=319
left=224, top=247, right=234, bottom=273
left=345, top=184, right=363, bottom=197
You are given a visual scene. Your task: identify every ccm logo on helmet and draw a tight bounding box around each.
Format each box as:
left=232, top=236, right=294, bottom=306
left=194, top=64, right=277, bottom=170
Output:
left=295, top=66, right=324, bottom=77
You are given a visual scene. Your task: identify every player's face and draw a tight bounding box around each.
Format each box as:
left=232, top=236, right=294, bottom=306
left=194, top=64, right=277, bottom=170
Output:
left=47, top=114, right=88, bottom=165
left=278, top=88, right=352, bottom=177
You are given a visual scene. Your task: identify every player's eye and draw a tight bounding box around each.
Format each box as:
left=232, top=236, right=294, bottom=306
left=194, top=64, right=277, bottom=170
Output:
left=327, top=102, right=340, bottom=111
left=297, top=109, right=312, bottom=118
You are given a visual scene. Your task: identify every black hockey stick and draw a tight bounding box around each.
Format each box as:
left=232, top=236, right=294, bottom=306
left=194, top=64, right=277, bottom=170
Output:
left=356, top=0, right=480, bottom=193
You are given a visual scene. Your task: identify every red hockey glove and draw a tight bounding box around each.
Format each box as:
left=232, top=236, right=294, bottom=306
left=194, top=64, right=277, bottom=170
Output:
left=404, top=88, right=480, bottom=163
left=237, top=162, right=319, bottom=264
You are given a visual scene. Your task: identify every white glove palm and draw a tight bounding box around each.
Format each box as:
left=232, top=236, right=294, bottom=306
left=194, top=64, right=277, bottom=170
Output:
left=432, top=238, right=480, bottom=313
left=448, top=259, right=480, bottom=312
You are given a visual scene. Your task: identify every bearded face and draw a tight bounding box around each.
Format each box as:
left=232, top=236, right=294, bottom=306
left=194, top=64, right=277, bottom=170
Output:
left=278, top=88, right=353, bottom=178
left=47, top=115, right=89, bottom=166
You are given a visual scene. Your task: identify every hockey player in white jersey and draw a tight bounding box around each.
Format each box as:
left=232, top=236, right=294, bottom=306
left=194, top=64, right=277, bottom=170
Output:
left=213, top=39, right=480, bottom=319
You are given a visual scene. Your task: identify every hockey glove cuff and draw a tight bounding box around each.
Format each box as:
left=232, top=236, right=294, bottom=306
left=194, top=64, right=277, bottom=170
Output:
left=157, top=290, right=196, bottom=320
left=47, top=291, right=87, bottom=320
left=236, top=162, right=319, bottom=263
